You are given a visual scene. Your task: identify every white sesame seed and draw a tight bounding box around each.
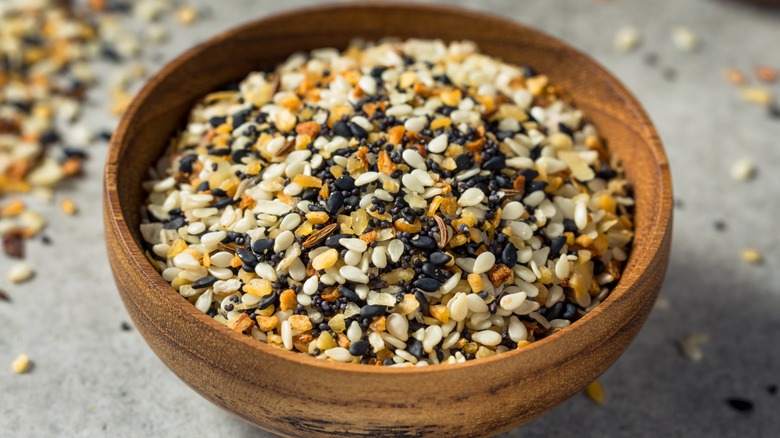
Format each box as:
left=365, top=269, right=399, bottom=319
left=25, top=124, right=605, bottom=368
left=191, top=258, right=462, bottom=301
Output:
left=358, top=75, right=377, bottom=95
left=402, top=173, right=425, bottom=194
left=303, top=276, right=319, bottom=295
left=173, top=252, right=200, bottom=270
left=339, top=238, right=368, bottom=253
left=274, top=230, right=295, bottom=252
left=555, top=256, right=570, bottom=279
left=324, top=347, right=354, bottom=362
left=427, top=133, right=449, bottom=154
left=508, top=316, right=528, bottom=343
left=458, top=187, right=485, bottom=207
left=472, top=251, right=496, bottom=274
left=501, top=201, right=524, bottom=220
left=281, top=321, right=293, bottom=350
left=386, top=104, right=413, bottom=117
left=371, top=246, right=388, bottom=268
left=412, top=169, right=435, bottom=187
left=448, top=294, right=469, bottom=322
left=574, top=201, right=589, bottom=230
left=280, top=214, right=302, bottom=231
left=465, top=294, right=489, bottom=313
left=422, top=325, right=443, bottom=353
left=404, top=116, right=427, bottom=132
left=500, top=292, right=528, bottom=311
left=354, top=171, right=379, bottom=186
left=339, top=265, right=368, bottom=284
left=386, top=313, right=410, bottom=341
left=402, top=149, right=426, bottom=170
left=472, top=330, right=502, bottom=346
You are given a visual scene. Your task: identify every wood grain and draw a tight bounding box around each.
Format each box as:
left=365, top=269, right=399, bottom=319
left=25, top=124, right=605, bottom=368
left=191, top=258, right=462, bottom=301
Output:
left=103, top=3, right=673, bottom=437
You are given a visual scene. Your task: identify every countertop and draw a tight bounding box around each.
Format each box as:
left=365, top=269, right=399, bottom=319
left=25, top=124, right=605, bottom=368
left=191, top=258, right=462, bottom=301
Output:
left=2, top=0, right=779, bottom=436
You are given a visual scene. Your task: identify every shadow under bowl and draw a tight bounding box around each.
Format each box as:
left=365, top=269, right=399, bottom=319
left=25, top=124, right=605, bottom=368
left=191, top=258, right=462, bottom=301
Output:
left=103, top=3, right=673, bottom=437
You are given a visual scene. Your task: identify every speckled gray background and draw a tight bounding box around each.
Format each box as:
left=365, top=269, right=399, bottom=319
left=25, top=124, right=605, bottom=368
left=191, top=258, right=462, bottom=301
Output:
left=2, top=0, right=779, bottom=436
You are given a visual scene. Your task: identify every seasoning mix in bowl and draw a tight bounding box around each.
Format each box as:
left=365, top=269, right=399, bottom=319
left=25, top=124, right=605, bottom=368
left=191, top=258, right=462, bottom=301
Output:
left=139, top=39, right=634, bottom=366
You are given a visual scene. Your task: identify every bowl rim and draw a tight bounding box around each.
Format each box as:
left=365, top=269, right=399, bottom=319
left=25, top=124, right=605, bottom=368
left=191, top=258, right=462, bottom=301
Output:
left=105, top=1, right=672, bottom=375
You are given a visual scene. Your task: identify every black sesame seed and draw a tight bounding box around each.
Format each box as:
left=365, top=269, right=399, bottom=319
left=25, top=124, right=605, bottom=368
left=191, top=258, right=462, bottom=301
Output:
left=421, top=263, right=446, bottom=282
left=334, top=175, right=356, bottom=191
left=348, top=122, right=368, bottom=139
left=549, top=236, right=567, bottom=256
left=454, top=153, right=474, bottom=172
left=338, top=286, right=362, bottom=304
left=415, top=291, right=430, bottom=316
left=407, top=338, right=424, bottom=359
left=502, top=242, right=518, bottom=268
left=257, top=292, right=279, bottom=310
left=527, top=181, right=548, bottom=193
left=235, top=248, right=258, bottom=267
left=546, top=302, right=564, bottom=320
left=163, top=217, right=186, bottom=230
left=211, top=198, right=234, bottom=209
left=360, top=305, right=387, bottom=318
left=251, top=239, right=274, bottom=255
left=325, top=234, right=349, bottom=248
left=120, top=322, right=132, bottom=331
left=482, top=155, right=505, bottom=171
left=409, top=236, right=436, bottom=251
left=726, top=398, right=754, bottom=413
left=562, top=303, right=577, bottom=320
left=413, top=277, right=440, bottom=292
left=428, top=252, right=452, bottom=266
left=333, top=120, right=352, bottom=138
left=192, top=276, right=218, bottom=289
left=326, top=191, right=344, bottom=214
left=349, top=340, right=370, bottom=356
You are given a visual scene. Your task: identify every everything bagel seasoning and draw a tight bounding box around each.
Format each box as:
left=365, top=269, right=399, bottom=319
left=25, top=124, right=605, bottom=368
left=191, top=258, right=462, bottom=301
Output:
left=140, top=39, right=634, bottom=366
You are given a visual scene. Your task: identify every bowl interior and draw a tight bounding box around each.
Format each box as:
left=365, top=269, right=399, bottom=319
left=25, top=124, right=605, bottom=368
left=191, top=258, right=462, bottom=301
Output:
left=107, top=3, right=671, bottom=369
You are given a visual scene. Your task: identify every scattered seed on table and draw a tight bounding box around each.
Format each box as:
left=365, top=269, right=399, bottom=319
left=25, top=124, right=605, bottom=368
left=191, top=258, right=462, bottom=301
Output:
left=741, top=87, right=773, bottom=106
left=7, top=263, right=34, bottom=284
left=755, top=66, right=777, bottom=83
left=671, top=26, right=700, bottom=51
left=121, top=322, right=133, bottom=331
left=11, top=354, right=31, bottom=374
left=677, top=332, right=709, bottom=362
left=653, top=297, right=670, bottom=310
left=724, top=68, right=746, bottom=86
left=741, top=249, right=762, bottom=264
left=614, top=26, right=641, bottom=53
left=713, top=220, right=727, bottom=232
left=585, top=380, right=605, bottom=405
left=643, top=52, right=659, bottom=67
left=726, top=398, right=754, bottom=413
left=175, top=5, right=199, bottom=25
left=61, top=199, right=78, bottom=215
left=2, top=231, right=25, bottom=259
left=730, top=158, right=756, bottom=181
left=769, top=104, right=780, bottom=120
left=0, top=288, right=9, bottom=302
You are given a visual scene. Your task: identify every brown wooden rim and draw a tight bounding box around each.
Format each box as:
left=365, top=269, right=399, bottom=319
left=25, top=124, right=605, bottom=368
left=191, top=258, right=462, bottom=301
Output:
left=104, top=2, right=672, bottom=375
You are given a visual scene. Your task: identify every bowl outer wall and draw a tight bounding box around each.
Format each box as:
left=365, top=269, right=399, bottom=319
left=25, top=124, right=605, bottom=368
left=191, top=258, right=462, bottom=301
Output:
left=103, top=3, right=672, bottom=437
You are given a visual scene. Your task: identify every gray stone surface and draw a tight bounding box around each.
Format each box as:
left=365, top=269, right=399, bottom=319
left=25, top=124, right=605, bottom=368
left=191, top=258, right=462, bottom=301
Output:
left=2, top=0, right=779, bottom=436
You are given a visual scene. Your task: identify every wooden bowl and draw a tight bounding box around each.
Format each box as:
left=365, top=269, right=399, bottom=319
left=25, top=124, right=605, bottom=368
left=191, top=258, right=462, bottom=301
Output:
left=103, top=3, right=672, bottom=437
